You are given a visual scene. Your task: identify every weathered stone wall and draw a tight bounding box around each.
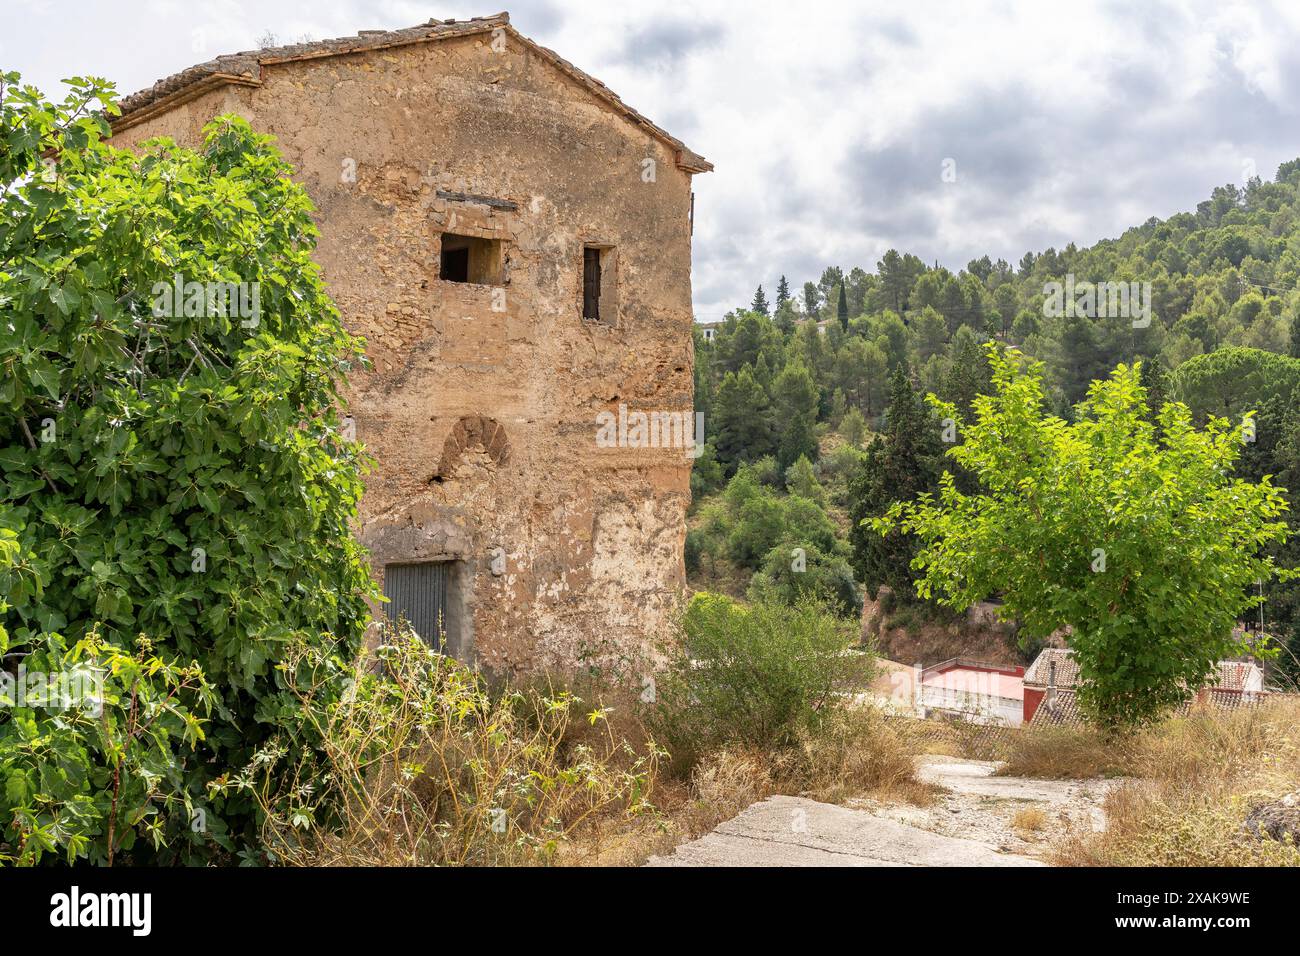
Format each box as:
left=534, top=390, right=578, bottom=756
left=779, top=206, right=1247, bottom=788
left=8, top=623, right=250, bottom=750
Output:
left=111, top=30, right=699, bottom=676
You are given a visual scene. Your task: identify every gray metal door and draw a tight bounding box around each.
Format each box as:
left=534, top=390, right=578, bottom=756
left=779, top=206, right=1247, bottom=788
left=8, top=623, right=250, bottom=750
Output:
left=384, top=562, right=449, bottom=649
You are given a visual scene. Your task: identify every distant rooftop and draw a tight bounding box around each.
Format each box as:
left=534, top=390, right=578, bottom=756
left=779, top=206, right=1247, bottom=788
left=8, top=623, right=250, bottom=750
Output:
left=1025, top=647, right=1260, bottom=693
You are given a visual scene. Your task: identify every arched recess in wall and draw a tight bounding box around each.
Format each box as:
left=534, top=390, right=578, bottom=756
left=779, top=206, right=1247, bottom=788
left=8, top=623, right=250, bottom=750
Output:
left=430, top=414, right=511, bottom=481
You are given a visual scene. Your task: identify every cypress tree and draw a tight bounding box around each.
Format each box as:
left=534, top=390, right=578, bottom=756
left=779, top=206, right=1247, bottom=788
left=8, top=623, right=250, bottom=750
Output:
left=1138, top=357, right=1168, bottom=425
left=848, top=365, right=942, bottom=600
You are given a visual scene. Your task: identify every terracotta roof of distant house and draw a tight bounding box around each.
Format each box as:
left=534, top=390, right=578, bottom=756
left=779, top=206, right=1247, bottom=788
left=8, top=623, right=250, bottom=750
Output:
left=112, top=13, right=712, bottom=173
left=1023, top=648, right=1080, bottom=688
left=1029, top=688, right=1084, bottom=726
left=1025, top=648, right=1261, bottom=694
left=1030, top=686, right=1262, bottom=727
left=1215, top=660, right=1261, bottom=692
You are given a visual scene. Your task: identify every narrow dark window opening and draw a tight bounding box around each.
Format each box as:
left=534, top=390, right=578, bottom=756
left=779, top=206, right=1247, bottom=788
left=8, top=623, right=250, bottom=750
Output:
left=583, top=246, right=602, bottom=320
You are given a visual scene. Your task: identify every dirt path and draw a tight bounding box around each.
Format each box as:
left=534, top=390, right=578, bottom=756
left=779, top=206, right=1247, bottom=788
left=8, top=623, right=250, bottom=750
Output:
left=849, top=754, right=1115, bottom=859
left=647, top=755, right=1115, bottom=867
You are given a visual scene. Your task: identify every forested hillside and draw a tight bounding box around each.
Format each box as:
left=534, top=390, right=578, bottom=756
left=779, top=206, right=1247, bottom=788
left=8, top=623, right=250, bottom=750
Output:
left=690, top=160, right=1300, bottom=673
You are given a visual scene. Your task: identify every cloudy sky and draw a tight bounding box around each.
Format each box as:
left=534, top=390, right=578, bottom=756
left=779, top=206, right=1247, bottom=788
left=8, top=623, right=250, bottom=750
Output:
left=6, top=0, right=1300, bottom=318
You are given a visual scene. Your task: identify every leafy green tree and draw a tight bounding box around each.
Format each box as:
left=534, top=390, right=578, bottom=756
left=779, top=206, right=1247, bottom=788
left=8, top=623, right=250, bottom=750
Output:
left=1290, top=314, right=1300, bottom=360
left=775, top=275, right=790, bottom=312
left=750, top=284, right=769, bottom=315
left=837, top=282, right=849, bottom=331
left=0, top=77, right=375, bottom=862
left=748, top=543, right=861, bottom=619
left=876, top=347, right=1295, bottom=729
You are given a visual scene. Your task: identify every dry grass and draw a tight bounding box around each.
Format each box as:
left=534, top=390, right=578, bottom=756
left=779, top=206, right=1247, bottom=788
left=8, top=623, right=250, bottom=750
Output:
left=1049, top=698, right=1300, bottom=866
left=889, top=715, right=1015, bottom=762
left=570, top=704, right=935, bottom=864
left=997, top=724, right=1135, bottom=779
left=790, top=705, right=935, bottom=805
left=239, top=629, right=934, bottom=867
left=1011, top=806, right=1048, bottom=838
left=560, top=749, right=776, bottom=865
left=236, top=633, right=663, bottom=867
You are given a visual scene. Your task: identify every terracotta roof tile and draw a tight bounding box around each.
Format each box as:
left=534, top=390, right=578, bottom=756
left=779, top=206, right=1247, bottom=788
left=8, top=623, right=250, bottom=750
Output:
left=1029, top=686, right=1266, bottom=727
left=1023, top=648, right=1079, bottom=688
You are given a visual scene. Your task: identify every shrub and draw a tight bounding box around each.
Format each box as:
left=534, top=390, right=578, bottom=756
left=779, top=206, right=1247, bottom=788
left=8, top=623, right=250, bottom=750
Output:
left=221, top=628, right=663, bottom=866
left=784, top=455, right=825, bottom=503
left=0, top=77, right=374, bottom=863
left=1011, top=807, right=1048, bottom=837
left=839, top=406, right=867, bottom=448
left=0, top=627, right=216, bottom=865
left=684, top=527, right=704, bottom=575
left=653, top=593, right=871, bottom=763
left=727, top=492, right=786, bottom=567
left=747, top=541, right=862, bottom=618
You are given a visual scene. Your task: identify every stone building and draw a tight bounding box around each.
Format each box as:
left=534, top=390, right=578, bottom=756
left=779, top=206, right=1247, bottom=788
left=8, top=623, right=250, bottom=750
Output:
left=110, top=13, right=711, bottom=674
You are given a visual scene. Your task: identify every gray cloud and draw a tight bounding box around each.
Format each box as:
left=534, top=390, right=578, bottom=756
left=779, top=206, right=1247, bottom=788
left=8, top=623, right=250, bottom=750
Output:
left=8, top=0, right=1300, bottom=318
left=613, top=19, right=726, bottom=69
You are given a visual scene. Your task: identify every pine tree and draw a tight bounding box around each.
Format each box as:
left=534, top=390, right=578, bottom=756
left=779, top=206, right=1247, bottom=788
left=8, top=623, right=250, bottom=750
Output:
left=840, top=405, right=867, bottom=448
left=772, top=361, right=820, bottom=468
left=713, top=366, right=776, bottom=469
left=877, top=249, right=909, bottom=313
left=773, top=300, right=797, bottom=335
left=941, top=333, right=994, bottom=420
left=837, top=282, right=849, bottom=331
left=848, top=365, right=942, bottom=600
left=775, top=275, right=791, bottom=312
left=785, top=454, right=826, bottom=503
left=751, top=284, right=769, bottom=315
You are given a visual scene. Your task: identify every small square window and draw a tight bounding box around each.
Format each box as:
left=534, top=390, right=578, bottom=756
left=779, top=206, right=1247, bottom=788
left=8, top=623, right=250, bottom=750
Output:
left=440, top=233, right=502, bottom=285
